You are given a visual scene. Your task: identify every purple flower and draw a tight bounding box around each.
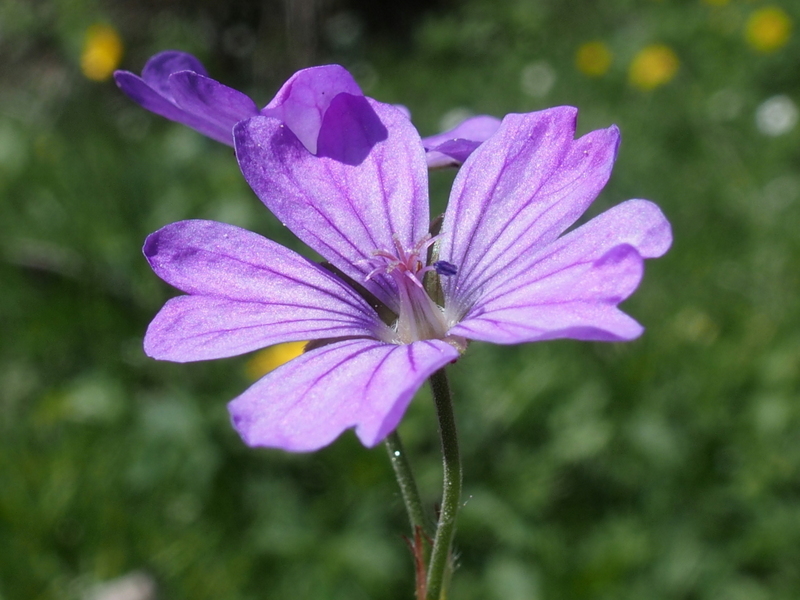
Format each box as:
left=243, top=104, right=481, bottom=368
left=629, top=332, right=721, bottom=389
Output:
left=115, top=51, right=498, bottom=166
left=142, top=101, right=671, bottom=452
left=114, top=51, right=363, bottom=153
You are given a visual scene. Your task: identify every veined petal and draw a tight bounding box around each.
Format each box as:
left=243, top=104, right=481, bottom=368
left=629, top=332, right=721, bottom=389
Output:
left=439, top=107, right=620, bottom=310
left=452, top=303, right=644, bottom=344
left=461, top=199, right=672, bottom=313
left=228, top=338, right=459, bottom=451
left=234, top=100, right=429, bottom=311
left=450, top=244, right=646, bottom=344
left=143, top=219, right=376, bottom=304
left=262, top=64, right=363, bottom=155
left=143, top=220, right=385, bottom=360
left=140, top=51, right=208, bottom=99
left=546, top=199, right=672, bottom=261
left=114, top=70, right=232, bottom=144
left=423, top=115, right=502, bottom=168
left=169, top=71, right=259, bottom=142
left=145, top=295, right=379, bottom=362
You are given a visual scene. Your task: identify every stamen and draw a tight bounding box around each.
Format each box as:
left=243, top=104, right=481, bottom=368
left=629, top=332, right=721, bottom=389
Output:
left=434, top=261, right=457, bottom=276
left=362, top=235, right=455, bottom=344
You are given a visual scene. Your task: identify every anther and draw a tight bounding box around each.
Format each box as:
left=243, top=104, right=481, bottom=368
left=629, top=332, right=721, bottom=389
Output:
left=434, top=261, right=457, bottom=276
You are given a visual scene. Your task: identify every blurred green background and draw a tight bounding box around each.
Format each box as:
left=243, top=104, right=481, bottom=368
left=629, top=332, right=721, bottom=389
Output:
left=2, top=0, right=800, bottom=598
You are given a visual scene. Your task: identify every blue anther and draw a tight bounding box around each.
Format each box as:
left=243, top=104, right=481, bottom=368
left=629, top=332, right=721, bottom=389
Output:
left=433, top=260, right=457, bottom=276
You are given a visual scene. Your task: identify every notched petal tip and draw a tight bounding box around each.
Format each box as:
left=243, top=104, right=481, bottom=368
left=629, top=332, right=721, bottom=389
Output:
left=228, top=340, right=459, bottom=452
left=632, top=200, right=673, bottom=258
left=594, top=124, right=621, bottom=163
left=605, top=199, right=673, bottom=259
left=505, top=105, right=579, bottom=136
left=593, top=243, right=646, bottom=303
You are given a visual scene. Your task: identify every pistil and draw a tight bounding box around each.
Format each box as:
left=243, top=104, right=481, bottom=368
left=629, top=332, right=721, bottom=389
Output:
left=365, top=235, right=455, bottom=345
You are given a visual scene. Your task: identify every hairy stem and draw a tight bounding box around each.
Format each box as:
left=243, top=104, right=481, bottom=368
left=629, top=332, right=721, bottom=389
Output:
left=385, top=430, right=433, bottom=537
left=426, top=368, right=461, bottom=600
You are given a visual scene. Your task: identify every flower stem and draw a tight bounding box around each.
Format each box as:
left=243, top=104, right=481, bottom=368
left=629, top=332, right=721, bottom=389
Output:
left=426, top=368, right=461, bottom=600
left=385, top=430, right=433, bottom=537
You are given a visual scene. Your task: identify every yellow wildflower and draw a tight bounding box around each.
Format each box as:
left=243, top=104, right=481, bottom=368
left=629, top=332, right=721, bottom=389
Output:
left=628, top=44, right=679, bottom=91
left=745, top=6, right=792, bottom=53
left=245, top=341, right=308, bottom=379
left=81, top=24, right=123, bottom=81
left=575, top=41, right=613, bottom=77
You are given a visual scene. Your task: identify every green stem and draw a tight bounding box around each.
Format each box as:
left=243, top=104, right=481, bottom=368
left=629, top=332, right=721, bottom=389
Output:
left=385, top=430, right=433, bottom=537
left=426, top=368, right=461, bottom=600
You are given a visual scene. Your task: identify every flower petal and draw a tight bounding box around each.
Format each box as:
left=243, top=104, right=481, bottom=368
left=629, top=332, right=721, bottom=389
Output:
left=314, top=93, right=389, bottom=166
left=141, top=51, right=209, bottom=99
left=423, top=115, right=501, bottom=168
left=424, top=141, right=481, bottom=169
left=449, top=200, right=671, bottom=343
left=439, top=107, right=620, bottom=310
left=554, top=199, right=673, bottom=260
left=234, top=100, right=429, bottom=311
left=262, top=64, right=364, bottom=155
left=452, top=303, right=644, bottom=344
left=450, top=244, right=646, bottom=344
left=143, top=220, right=385, bottom=361
left=114, top=51, right=237, bottom=144
left=467, top=198, right=672, bottom=312
left=145, top=293, right=383, bottom=363
left=228, top=338, right=459, bottom=451
left=114, top=71, right=234, bottom=143
left=168, top=71, right=259, bottom=143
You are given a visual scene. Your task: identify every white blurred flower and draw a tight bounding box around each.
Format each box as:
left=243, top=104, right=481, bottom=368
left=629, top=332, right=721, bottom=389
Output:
left=520, top=61, right=556, bottom=98
left=85, top=572, right=156, bottom=600
left=755, top=95, right=798, bottom=136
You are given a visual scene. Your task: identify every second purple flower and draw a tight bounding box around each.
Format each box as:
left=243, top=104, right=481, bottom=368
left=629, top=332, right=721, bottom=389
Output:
left=115, top=51, right=500, bottom=167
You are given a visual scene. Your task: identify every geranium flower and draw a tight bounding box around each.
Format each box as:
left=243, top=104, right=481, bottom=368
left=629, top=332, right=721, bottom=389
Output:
left=142, top=101, right=671, bottom=452
left=114, top=50, right=499, bottom=166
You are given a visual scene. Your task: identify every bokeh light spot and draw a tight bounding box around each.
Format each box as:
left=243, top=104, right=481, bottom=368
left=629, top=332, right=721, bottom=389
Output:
left=745, top=6, right=792, bottom=53
left=755, top=95, right=798, bottom=136
left=575, top=41, right=613, bottom=77
left=81, top=24, right=123, bottom=81
left=628, top=44, right=680, bottom=91
left=520, top=61, right=557, bottom=98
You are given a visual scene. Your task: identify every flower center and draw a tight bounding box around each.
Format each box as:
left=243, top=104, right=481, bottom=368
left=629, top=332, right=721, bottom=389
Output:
left=365, top=235, right=457, bottom=345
